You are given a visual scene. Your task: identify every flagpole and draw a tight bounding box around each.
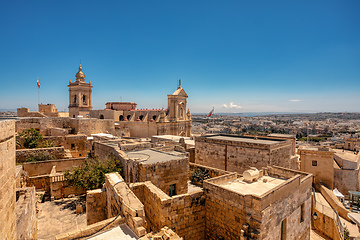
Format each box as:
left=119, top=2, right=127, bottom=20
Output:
left=37, top=78, right=40, bottom=110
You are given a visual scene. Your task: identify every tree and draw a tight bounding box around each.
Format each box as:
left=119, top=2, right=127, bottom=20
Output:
left=64, top=155, right=122, bottom=190
left=18, top=128, right=43, bottom=148
left=25, top=152, right=55, bottom=162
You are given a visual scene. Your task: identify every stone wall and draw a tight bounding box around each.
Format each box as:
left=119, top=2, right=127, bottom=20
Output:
left=318, top=183, right=351, bottom=221
left=195, top=135, right=293, bottom=174
left=16, top=147, right=67, bottom=164
left=16, top=187, right=37, bottom=240
left=334, top=168, right=359, bottom=194
left=50, top=176, right=86, bottom=200
left=23, top=157, right=86, bottom=177
left=119, top=142, right=152, bottom=152
left=44, top=134, right=89, bottom=158
left=16, top=117, right=116, bottom=137
left=0, top=120, right=17, bottom=240
left=137, top=157, right=188, bottom=196
left=105, top=173, right=147, bottom=237
left=86, top=188, right=108, bottom=225
left=131, top=181, right=206, bottom=240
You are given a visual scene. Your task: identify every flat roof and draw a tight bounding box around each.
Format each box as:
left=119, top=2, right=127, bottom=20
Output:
left=203, top=135, right=285, bottom=145
left=152, top=135, right=195, bottom=146
left=88, top=223, right=138, bottom=240
left=126, top=149, right=185, bottom=164
left=268, top=133, right=296, bottom=138
left=219, top=175, right=287, bottom=197
left=333, top=149, right=360, bottom=162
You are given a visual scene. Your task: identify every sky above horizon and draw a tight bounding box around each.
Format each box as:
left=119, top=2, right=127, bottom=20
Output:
left=0, top=1, right=359, bottom=113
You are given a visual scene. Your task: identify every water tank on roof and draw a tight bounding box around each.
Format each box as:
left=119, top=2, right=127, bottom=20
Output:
left=243, top=167, right=260, bottom=182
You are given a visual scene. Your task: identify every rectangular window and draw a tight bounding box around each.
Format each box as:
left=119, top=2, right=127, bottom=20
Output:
left=312, top=160, right=317, bottom=166
left=169, top=184, right=176, bottom=197
left=300, top=203, right=305, bottom=223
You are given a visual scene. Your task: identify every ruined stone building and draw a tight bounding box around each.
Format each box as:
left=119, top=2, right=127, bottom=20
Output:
left=195, top=134, right=298, bottom=174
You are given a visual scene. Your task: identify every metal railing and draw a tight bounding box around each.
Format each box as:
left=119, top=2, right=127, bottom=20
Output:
left=313, top=188, right=344, bottom=240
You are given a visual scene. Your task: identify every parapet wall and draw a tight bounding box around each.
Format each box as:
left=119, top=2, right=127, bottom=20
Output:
left=0, top=120, right=16, bottom=240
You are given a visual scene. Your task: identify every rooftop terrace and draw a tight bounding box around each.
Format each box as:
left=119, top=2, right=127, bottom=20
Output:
left=126, top=149, right=185, bottom=164
left=219, top=175, right=287, bottom=197
left=201, top=134, right=286, bottom=145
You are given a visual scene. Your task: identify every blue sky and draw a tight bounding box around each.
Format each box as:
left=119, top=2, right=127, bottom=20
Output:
left=0, top=1, right=359, bottom=113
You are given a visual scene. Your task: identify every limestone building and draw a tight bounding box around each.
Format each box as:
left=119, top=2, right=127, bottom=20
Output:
left=299, top=146, right=360, bottom=194
left=68, top=64, right=93, bottom=118
left=195, top=134, right=296, bottom=173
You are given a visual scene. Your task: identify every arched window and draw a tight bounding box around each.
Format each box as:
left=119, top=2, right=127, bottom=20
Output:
left=74, top=95, right=77, bottom=104
left=119, top=115, right=124, bottom=121
left=152, top=115, right=157, bottom=121
left=100, top=114, right=104, bottom=119
left=83, top=95, right=86, bottom=104
left=127, top=115, right=131, bottom=120
left=139, top=115, right=144, bottom=121
left=180, top=108, right=183, bottom=118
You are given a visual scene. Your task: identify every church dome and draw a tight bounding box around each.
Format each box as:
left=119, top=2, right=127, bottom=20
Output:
left=75, top=64, right=85, bottom=81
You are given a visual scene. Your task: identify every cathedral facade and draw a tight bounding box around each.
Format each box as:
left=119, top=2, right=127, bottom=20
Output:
left=68, top=65, right=191, bottom=138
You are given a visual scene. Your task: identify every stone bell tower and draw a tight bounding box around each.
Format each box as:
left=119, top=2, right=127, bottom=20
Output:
left=68, top=64, right=93, bottom=118
left=167, top=80, right=188, bottom=122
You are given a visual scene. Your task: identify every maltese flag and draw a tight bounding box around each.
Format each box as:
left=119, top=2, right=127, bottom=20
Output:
left=37, top=78, right=40, bottom=88
left=208, top=107, right=214, bottom=117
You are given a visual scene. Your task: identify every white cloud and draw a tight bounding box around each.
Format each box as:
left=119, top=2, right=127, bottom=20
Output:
left=223, top=102, right=242, bottom=109
left=289, top=99, right=302, bottom=102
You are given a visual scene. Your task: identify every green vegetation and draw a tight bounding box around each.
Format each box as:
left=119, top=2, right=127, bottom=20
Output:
left=38, top=140, right=53, bottom=148
left=190, top=167, right=210, bottom=184
left=18, top=128, right=54, bottom=149
left=25, top=152, right=56, bottom=162
left=344, top=227, right=350, bottom=240
left=19, top=128, right=43, bottom=148
left=297, top=137, right=327, bottom=142
left=64, top=155, right=122, bottom=190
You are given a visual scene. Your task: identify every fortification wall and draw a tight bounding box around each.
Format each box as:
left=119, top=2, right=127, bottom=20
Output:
left=0, top=120, right=17, bottom=239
